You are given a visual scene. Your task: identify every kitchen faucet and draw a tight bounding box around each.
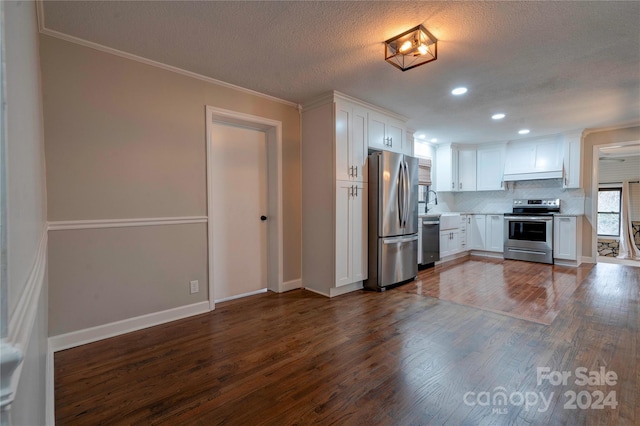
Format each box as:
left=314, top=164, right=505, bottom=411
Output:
left=425, top=190, right=438, bottom=213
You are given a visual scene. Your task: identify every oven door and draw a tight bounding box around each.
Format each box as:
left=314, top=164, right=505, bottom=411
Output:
left=503, top=215, right=553, bottom=252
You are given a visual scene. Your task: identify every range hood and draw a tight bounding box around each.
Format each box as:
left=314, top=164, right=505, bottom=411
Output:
left=502, top=137, right=563, bottom=182
left=503, top=169, right=563, bottom=182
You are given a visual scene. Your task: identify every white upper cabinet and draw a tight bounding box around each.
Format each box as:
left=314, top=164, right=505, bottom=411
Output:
left=335, top=100, right=367, bottom=182
left=435, top=144, right=456, bottom=192
left=503, top=136, right=563, bottom=181
left=476, top=144, right=506, bottom=191
left=457, top=147, right=477, bottom=191
left=562, top=131, right=582, bottom=189
left=435, top=144, right=476, bottom=192
left=368, top=111, right=408, bottom=155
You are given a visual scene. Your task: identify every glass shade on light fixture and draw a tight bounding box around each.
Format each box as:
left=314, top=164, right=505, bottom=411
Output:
left=385, top=25, right=437, bottom=71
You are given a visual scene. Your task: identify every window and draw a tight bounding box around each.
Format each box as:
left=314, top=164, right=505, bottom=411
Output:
left=597, top=188, right=622, bottom=237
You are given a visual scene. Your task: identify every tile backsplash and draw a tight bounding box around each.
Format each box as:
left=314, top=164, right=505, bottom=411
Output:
left=426, top=179, right=585, bottom=215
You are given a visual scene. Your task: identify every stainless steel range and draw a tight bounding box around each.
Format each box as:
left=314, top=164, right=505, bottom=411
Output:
left=503, top=199, right=560, bottom=264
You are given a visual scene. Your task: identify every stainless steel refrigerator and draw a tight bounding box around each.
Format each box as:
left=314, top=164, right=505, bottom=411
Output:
left=364, top=151, right=419, bottom=291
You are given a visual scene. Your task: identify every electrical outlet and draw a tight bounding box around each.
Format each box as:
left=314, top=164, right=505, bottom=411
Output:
left=190, top=280, right=199, bottom=294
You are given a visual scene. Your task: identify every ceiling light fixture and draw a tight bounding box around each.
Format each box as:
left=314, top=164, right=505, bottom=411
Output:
left=491, top=113, right=506, bottom=120
left=518, top=129, right=530, bottom=135
left=451, top=87, right=468, bottom=96
left=418, top=134, right=426, bottom=140
left=384, top=25, right=438, bottom=72
left=430, top=138, right=438, bottom=143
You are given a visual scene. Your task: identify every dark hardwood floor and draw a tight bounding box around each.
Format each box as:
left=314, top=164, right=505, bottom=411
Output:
left=403, top=255, right=595, bottom=325
left=55, top=260, right=639, bottom=425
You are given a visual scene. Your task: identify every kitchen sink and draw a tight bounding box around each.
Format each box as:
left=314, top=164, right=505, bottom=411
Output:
left=439, top=213, right=460, bottom=230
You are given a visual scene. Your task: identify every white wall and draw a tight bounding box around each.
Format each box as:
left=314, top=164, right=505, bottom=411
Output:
left=40, top=33, right=301, bottom=336
left=3, top=1, right=49, bottom=424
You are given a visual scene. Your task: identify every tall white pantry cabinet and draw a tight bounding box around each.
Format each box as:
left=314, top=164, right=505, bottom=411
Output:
left=301, top=93, right=369, bottom=297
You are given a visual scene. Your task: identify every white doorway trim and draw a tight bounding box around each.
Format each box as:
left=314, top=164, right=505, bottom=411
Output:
left=590, top=140, right=640, bottom=262
left=205, top=106, right=283, bottom=311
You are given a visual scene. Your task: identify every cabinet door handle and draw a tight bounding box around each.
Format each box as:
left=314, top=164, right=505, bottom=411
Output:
left=349, top=185, right=353, bottom=197
left=560, top=217, right=570, bottom=221
left=355, top=185, right=358, bottom=197
left=355, top=166, right=358, bottom=178
left=389, top=137, right=393, bottom=147
left=452, top=182, right=455, bottom=190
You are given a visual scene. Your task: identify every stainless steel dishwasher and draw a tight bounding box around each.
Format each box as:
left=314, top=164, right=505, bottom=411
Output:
left=421, top=217, right=440, bottom=265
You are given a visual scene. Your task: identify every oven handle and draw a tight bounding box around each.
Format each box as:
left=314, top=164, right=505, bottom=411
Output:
left=506, top=248, right=548, bottom=255
left=504, top=216, right=553, bottom=221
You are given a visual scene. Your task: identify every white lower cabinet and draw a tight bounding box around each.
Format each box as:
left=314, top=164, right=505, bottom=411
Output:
left=467, top=214, right=503, bottom=253
left=485, top=214, right=504, bottom=252
left=469, top=214, right=486, bottom=250
left=554, top=215, right=581, bottom=261
left=335, top=181, right=368, bottom=287
left=459, top=215, right=468, bottom=251
left=440, top=230, right=461, bottom=258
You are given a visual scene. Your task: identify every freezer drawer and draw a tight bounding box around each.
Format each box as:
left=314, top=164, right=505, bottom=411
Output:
left=377, top=235, right=418, bottom=288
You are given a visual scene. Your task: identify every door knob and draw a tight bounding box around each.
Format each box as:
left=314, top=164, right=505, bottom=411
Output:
left=260, top=216, right=267, bottom=221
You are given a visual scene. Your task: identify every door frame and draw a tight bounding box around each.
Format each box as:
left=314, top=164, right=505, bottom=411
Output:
left=205, top=106, right=283, bottom=310
left=590, top=139, right=640, bottom=263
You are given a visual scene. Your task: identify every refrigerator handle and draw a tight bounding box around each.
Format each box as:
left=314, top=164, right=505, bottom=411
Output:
left=397, top=163, right=404, bottom=226
left=403, top=161, right=409, bottom=228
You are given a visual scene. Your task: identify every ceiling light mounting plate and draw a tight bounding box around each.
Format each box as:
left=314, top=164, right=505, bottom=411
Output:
left=385, top=24, right=438, bottom=72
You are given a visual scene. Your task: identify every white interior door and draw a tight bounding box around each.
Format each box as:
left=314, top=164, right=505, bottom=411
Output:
left=210, top=123, right=267, bottom=301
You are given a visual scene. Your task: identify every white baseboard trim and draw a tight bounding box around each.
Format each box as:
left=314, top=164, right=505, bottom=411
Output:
left=214, top=288, right=268, bottom=304
left=304, top=281, right=364, bottom=298
left=329, top=281, right=363, bottom=298
left=554, top=259, right=580, bottom=267
left=47, top=216, right=208, bottom=231
left=45, top=346, right=54, bottom=426
left=280, top=278, right=302, bottom=293
left=436, top=251, right=471, bottom=265
left=581, top=256, right=596, bottom=264
left=303, top=287, right=330, bottom=298
left=49, top=301, right=210, bottom=352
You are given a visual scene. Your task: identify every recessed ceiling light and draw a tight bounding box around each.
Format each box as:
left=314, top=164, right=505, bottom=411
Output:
left=451, top=87, right=468, bottom=96
left=518, top=129, right=530, bottom=135
left=417, top=134, right=426, bottom=140
left=430, top=138, right=438, bottom=143
left=491, top=113, right=506, bottom=120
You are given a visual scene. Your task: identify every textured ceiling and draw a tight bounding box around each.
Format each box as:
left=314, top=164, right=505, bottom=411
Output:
left=42, top=1, right=640, bottom=144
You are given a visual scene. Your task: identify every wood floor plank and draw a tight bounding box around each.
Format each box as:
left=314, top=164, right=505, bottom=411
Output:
left=55, top=260, right=638, bottom=425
